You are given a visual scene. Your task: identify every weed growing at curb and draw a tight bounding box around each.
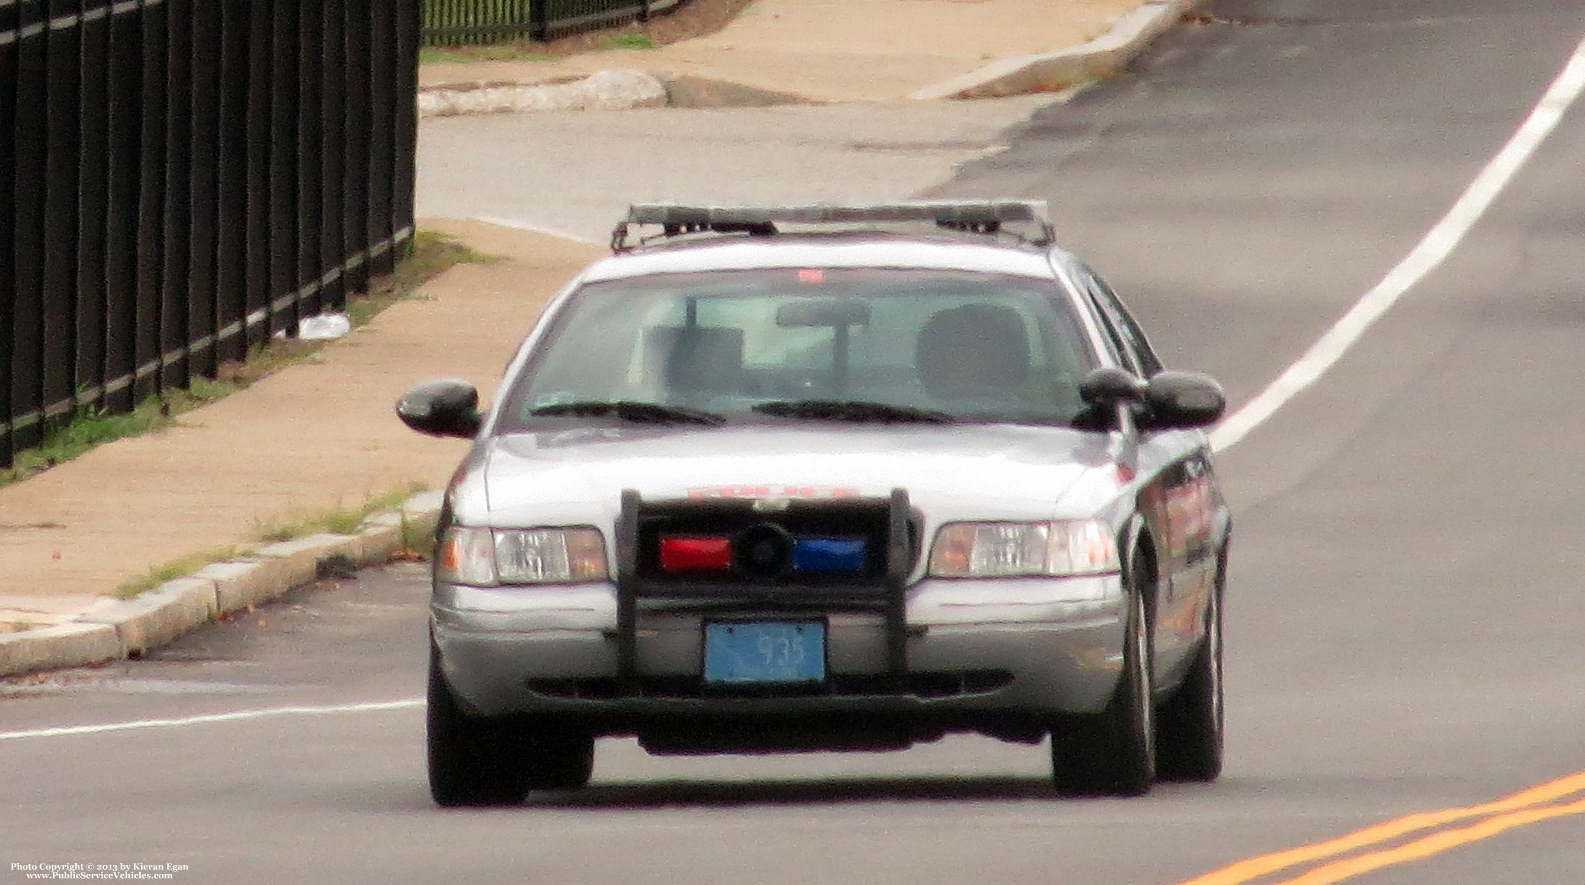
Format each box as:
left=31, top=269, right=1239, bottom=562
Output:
left=250, top=481, right=431, bottom=545
left=115, top=546, right=257, bottom=600
left=112, top=482, right=431, bottom=600
left=396, top=509, right=438, bottom=561
left=0, top=232, right=484, bottom=489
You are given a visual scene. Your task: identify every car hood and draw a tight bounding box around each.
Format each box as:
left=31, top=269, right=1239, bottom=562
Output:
left=461, top=424, right=1123, bottom=527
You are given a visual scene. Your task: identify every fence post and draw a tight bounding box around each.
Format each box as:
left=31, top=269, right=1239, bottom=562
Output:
left=320, top=0, right=349, bottom=311
left=160, top=0, right=195, bottom=391
left=213, top=1, right=252, bottom=369
left=530, top=0, right=548, bottom=42
left=102, top=2, right=143, bottom=415
left=366, top=0, right=395, bottom=272
left=244, top=2, right=273, bottom=355
left=269, top=1, right=302, bottom=337
left=12, top=1, right=50, bottom=456
left=186, top=1, right=222, bottom=380
left=0, top=2, right=21, bottom=465
left=41, top=0, right=85, bottom=422
left=342, top=0, right=373, bottom=297
left=76, top=0, right=112, bottom=412
left=134, top=4, right=169, bottom=402
left=392, top=0, right=418, bottom=259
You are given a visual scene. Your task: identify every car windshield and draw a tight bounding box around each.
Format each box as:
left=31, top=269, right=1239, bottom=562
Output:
left=498, top=267, right=1097, bottom=430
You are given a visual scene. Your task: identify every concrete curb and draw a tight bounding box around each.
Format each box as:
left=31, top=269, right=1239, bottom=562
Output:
left=0, top=491, right=443, bottom=678
left=909, top=0, right=1200, bottom=100
left=419, top=69, right=668, bottom=117
left=416, top=0, right=1199, bottom=115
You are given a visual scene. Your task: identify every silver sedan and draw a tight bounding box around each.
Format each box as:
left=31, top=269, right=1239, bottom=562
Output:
left=398, top=202, right=1231, bottom=805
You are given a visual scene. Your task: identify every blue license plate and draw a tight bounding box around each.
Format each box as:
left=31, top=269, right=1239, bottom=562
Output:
left=703, top=621, right=826, bottom=684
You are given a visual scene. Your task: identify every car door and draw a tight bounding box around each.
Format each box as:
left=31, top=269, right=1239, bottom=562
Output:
left=1075, top=265, right=1211, bottom=681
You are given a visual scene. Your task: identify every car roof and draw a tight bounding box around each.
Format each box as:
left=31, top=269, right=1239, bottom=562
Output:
left=577, top=231, right=1065, bottom=284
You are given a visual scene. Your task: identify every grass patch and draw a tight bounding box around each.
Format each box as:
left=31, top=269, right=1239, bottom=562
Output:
left=115, top=546, right=256, bottom=600
left=600, top=33, right=657, bottom=50
left=251, top=481, right=431, bottom=545
left=1, top=232, right=484, bottom=489
left=345, top=230, right=493, bottom=328
left=419, top=45, right=557, bottom=64
left=2, top=383, right=242, bottom=486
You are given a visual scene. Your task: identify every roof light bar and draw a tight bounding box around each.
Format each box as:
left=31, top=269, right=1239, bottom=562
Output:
left=612, top=200, right=1054, bottom=251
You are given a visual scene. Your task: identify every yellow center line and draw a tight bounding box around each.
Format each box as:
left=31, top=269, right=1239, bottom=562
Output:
left=1176, top=770, right=1585, bottom=885
left=1272, top=796, right=1585, bottom=885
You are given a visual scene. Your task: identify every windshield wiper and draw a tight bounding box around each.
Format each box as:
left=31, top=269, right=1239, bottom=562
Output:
left=529, top=401, right=726, bottom=426
left=751, top=400, right=955, bottom=424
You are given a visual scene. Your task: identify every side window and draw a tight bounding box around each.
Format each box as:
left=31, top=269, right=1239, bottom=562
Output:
left=1075, top=271, right=1140, bottom=375
left=1080, top=267, right=1163, bottom=377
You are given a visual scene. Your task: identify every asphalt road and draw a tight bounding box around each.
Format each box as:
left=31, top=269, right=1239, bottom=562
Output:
left=6, top=2, right=1585, bottom=883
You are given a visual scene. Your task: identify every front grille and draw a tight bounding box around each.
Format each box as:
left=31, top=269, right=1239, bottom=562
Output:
left=631, top=495, right=918, bottom=595
left=526, top=669, right=1012, bottom=701
left=615, top=488, right=917, bottom=687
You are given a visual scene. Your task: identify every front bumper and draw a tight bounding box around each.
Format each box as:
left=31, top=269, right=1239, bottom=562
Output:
left=431, top=574, right=1127, bottom=724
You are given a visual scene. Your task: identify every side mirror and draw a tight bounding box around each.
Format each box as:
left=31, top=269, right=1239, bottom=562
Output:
left=1079, top=367, right=1146, bottom=407
left=1142, top=371, right=1225, bottom=430
left=397, top=379, right=483, bottom=438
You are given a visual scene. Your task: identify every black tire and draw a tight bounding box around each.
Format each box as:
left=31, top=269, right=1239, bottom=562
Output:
left=428, top=648, right=534, bottom=807
left=1156, top=556, right=1225, bottom=783
left=1051, top=552, right=1156, bottom=797
left=522, top=723, right=596, bottom=791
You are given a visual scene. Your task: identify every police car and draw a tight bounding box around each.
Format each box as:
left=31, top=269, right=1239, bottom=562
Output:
left=398, top=201, right=1231, bottom=806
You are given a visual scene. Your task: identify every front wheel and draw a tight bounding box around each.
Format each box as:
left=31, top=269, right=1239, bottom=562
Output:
left=1156, top=557, right=1225, bottom=782
left=427, top=648, right=533, bottom=807
left=1051, top=555, right=1156, bottom=797
left=522, top=723, right=596, bottom=791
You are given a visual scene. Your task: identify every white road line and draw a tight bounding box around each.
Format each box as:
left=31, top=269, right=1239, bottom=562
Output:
left=1210, top=30, right=1585, bottom=453
left=0, top=700, right=422, bottom=742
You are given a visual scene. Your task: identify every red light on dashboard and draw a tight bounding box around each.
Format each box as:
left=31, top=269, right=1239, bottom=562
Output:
left=659, top=536, right=733, bottom=572
left=797, top=268, right=825, bottom=285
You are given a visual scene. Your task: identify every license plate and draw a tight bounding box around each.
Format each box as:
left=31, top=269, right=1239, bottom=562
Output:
left=703, top=621, right=826, bottom=684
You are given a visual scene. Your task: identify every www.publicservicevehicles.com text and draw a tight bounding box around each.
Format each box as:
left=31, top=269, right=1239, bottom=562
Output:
left=10, top=863, right=188, bottom=880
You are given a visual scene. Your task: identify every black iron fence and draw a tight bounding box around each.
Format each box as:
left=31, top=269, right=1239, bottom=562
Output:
left=422, top=0, right=686, bottom=45
left=1, top=0, right=420, bottom=469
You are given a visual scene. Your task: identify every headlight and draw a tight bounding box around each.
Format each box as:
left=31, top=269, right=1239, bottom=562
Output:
left=437, top=526, right=608, bottom=585
left=928, top=520, right=1119, bottom=578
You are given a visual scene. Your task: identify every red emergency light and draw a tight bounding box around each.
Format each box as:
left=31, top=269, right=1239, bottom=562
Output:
left=658, top=536, right=733, bottom=572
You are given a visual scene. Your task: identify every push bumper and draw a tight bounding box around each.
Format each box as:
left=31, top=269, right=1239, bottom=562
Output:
left=431, top=574, right=1127, bottom=721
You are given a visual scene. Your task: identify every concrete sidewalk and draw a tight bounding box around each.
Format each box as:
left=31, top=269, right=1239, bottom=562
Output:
left=418, top=0, right=1190, bottom=112
left=0, top=0, right=1195, bottom=677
